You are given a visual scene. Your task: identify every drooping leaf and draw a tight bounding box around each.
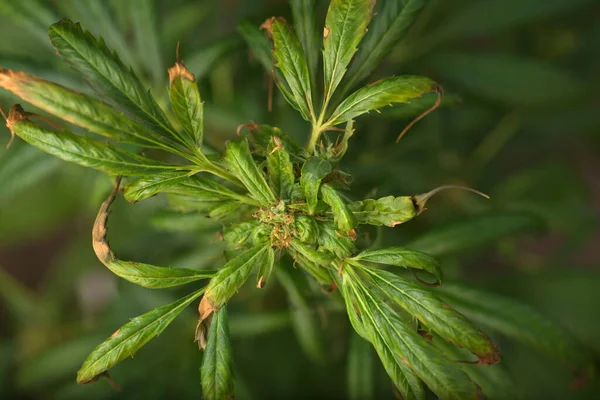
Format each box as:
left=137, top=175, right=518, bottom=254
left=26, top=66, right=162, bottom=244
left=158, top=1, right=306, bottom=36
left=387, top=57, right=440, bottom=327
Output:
left=347, top=332, right=374, bottom=400
left=168, top=61, right=203, bottom=148
left=342, top=0, right=428, bottom=95
left=163, top=174, right=257, bottom=205
left=6, top=106, right=183, bottom=176
left=267, top=17, right=314, bottom=121
left=200, top=244, right=269, bottom=319
left=300, top=157, right=332, bottom=214
left=350, top=247, right=442, bottom=283
left=370, top=270, right=498, bottom=363
left=93, top=176, right=216, bottom=288
left=224, top=138, right=275, bottom=205
left=0, top=68, right=176, bottom=150
left=77, top=288, right=205, bottom=383
left=322, top=0, right=376, bottom=101
left=430, top=0, right=595, bottom=45
left=427, top=53, right=584, bottom=106
left=439, top=282, right=594, bottom=370
left=407, top=212, right=546, bottom=256
left=290, top=0, right=319, bottom=91
left=317, top=220, right=356, bottom=259
left=348, top=195, right=417, bottom=227
left=201, top=306, right=235, bottom=400
left=276, top=263, right=326, bottom=363
left=328, top=76, right=437, bottom=125
left=124, top=171, right=195, bottom=202
left=291, top=240, right=336, bottom=267
left=266, top=137, right=295, bottom=200
left=321, top=184, right=357, bottom=232
left=48, top=20, right=182, bottom=147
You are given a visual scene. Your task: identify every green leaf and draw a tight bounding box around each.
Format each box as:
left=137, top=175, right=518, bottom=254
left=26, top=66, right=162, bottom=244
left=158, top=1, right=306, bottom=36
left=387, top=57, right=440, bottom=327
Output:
left=224, top=138, right=275, bottom=205
left=370, top=270, right=498, bottom=363
left=186, top=37, right=242, bottom=80
left=266, top=137, right=295, bottom=200
left=276, top=263, right=326, bottom=363
left=321, top=184, right=357, bottom=232
left=430, top=0, right=595, bottom=45
left=351, top=247, right=442, bottom=283
left=322, top=0, right=376, bottom=102
left=256, top=247, right=276, bottom=288
left=48, top=20, right=182, bottom=147
left=208, top=201, right=250, bottom=222
left=427, top=53, right=584, bottom=107
left=290, top=0, right=319, bottom=92
left=348, top=195, right=416, bottom=227
left=342, top=0, right=428, bottom=95
left=328, top=76, right=436, bottom=125
left=291, top=240, right=335, bottom=267
left=164, top=174, right=255, bottom=204
left=202, top=245, right=269, bottom=314
left=238, top=20, right=273, bottom=72
left=239, top=123, right=304, bottom=159
left=168, top=62, right=203, bottom=148
left=77, top=288, right=204, bottom=383
left=126, top=0, right=163, bottom=84
left=223, top=220, right=263, bottom=249
left=124, top=171, right=195, bottom=202
left=347, top=332, right=374, bottom=400
left=0, top=0, right=57, bottom=45
left=317, top=220, right=356, bottom=259
left=269, top=18, right=314, bottom=121
left=0, top=68, right=176, bottom=150
left=294, top=214, right=319, bottom=245
left=300, top=157, right=332, bottom=214
left=201, top=306, right=235, bottom=400
left=9, top=112, right=182, bottom=176
left=407, top=212, right=546, bottom=256
left=439, top=282, right=593, bottom=369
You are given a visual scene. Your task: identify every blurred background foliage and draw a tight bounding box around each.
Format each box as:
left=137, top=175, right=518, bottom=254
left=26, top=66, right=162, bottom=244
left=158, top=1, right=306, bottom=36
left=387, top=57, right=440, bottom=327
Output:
left=0, top=0, right=599, bottom=399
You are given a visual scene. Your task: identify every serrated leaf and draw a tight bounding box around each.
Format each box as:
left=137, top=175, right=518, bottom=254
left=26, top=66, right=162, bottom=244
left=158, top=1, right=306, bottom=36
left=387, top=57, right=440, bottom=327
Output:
left=239, top=123, right=304, bottom=159
left=321, top=183, right=357, bottom=232
left=291, top=240, right=335, bottom=267
left=290, top=0, right=319, bottom=92
left=341, top=0, right=428, bottom=95
left=77, top=288, right=204, bottom=383
left=439, top=282, right=593, bottom=369
left=300, top=157, right=332, bottom=214
left=268, top=18, right=314, bottom=121
left=371, top=270, right=498, bottom=363
left=208, top=201, right=246, bottom=222
left=93, top=177, right=216, bottom=288
left=317, top=220, right=356, bottom=259
left=8, top=109, right=182, bottom=176
left=328, top=76, right=436, bottom=125
left=427, top=53, right=584, bottom=106
left=431, top=0, right=595, bottom=45
left=201, top=245, right=269, bottom=318
left=124, top=171, right=195, bottom=202
left=201, top=306, right=235, bottom=400
left=0, top=68, right=176, bottom=150
left=351, top=247, right=442, bottom=282
left=322, top=0, right=375, bottom=101
left=267, top=137, right=295, bottom=200
left=164, top=174, right=254, bottom=204
left=256, top=247, right=275, bottom=288
left=407, top=212, right=546, bottom=256
left=48, top=20, right=183, bottom=148
left=347, top=332, right=374, bottom=400
left=348, top=195, right=417, bottom=227
left=168, top=61, right=203, bottom=148
left=224, top=138, right=275, bottom=205
left=223, top=220, right=263, bottom=249
left=276, top=264, right=326, bottom=363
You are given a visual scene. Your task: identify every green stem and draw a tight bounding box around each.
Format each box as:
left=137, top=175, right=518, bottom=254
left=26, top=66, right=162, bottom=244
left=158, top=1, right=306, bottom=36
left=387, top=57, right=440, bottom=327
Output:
left=307, top=124, right=323, bottom=154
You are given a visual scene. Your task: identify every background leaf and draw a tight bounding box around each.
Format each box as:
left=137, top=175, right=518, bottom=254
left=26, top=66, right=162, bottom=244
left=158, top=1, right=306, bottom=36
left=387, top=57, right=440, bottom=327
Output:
left=201, top=306, right=235, bottom=400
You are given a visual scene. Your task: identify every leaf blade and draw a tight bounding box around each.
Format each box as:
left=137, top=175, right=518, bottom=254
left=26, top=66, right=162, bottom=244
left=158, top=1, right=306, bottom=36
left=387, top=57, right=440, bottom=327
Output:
left=351, top=247, right=442, bottom=283
left=168, top=62, right=204, bottom=148
left=201, top=306, right=235, bottom=400
left=321, top=183, right=357, bottom=232
left=300, top=157, right=332, bottom=214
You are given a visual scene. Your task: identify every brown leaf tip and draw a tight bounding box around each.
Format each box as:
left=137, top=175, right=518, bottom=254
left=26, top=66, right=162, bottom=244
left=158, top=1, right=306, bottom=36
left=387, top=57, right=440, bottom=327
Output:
left=323, top=26, right=330, bottom=39
left=168, top=61, right=195, bottom=84
left=260, top=16, right=286, bottom=37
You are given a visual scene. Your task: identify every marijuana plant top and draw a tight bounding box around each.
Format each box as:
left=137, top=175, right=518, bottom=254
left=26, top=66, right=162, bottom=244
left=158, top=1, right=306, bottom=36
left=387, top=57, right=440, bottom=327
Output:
left=0, top=1, right=594, bottom=399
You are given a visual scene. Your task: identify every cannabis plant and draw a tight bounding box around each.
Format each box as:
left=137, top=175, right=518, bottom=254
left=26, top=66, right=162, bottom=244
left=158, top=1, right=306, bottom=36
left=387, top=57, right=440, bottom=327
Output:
left=0, top=1, right=594, bottom=399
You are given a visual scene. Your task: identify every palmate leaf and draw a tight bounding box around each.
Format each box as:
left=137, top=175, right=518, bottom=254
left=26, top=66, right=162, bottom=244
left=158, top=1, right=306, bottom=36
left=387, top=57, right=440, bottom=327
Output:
left=322, top=0, right=375, bottom=101
left=407, top=211, right=546, bottom=256
left=290, top=0, right=319, bottom=92
left=201, top=306, right=235, bottom=400
left=341, top=0, right=428, bottom=96
left=161, top=174, right=257, bottom=205
left=369, top=270, right=498, bottom=363
left=268, top=18, right=314, bottom=122
left=439, top=282, right=594, bottom=370
left=327, top=76, right=437, bottom=126
left=321, top=183, right=357, bottom=232
left=300, top=157, right=332, bottom=214
left=77, top=287, right=205, bottom=384
left=266, top=137, right=295, bottom=200
left=350, top=247, right=442, bottom=283
left=48, top=20, right=183, bottom=148
left=6, top=106, right=184, bottom=176
left=348, top=195, right=417, bottom=227
left=0, top=68, right=178, bottom=151
left=168, top=61, right=203, bottom=148
left=93, top=176, right=216, bottom=288
left=224, top=138, right=275, bottom=206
